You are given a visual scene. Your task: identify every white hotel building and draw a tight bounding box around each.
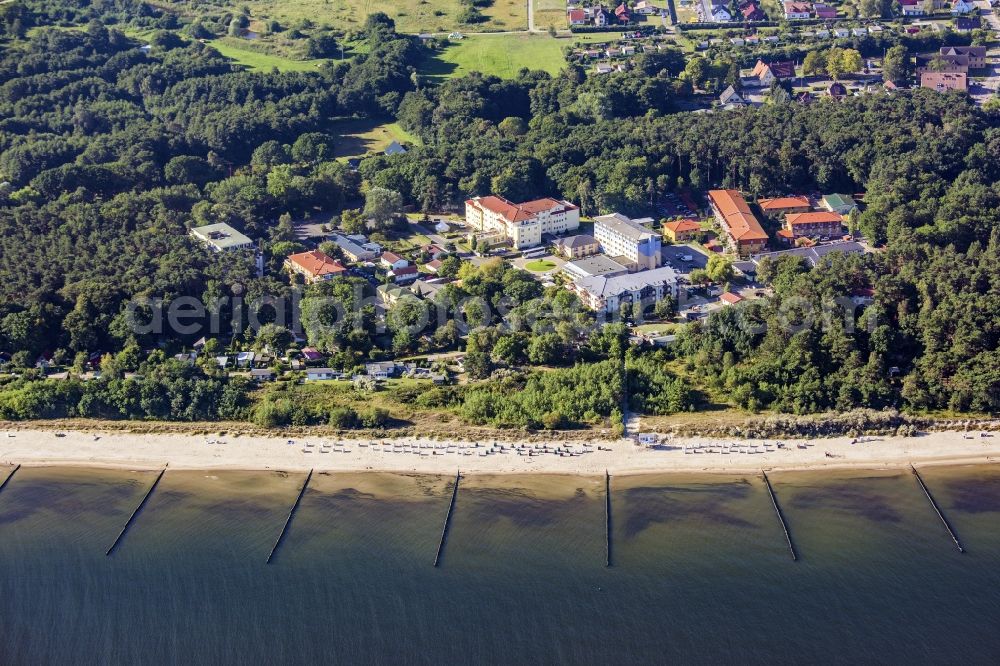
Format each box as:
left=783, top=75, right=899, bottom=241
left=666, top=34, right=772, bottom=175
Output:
left=465, top=196, right=580, bottom=250
left=593, top=213, right=662, bottom=271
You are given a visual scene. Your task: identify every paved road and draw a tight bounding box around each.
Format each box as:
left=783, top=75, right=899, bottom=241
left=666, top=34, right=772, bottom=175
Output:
left=973, top=2, right=1000, bottom=104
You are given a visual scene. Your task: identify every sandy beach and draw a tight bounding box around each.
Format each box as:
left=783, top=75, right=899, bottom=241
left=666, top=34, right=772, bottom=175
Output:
left=1, top=426, right=999, bottom=475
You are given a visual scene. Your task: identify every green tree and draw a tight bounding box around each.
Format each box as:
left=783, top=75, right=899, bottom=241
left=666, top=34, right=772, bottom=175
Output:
left=363, top=187, right=403, bottom=228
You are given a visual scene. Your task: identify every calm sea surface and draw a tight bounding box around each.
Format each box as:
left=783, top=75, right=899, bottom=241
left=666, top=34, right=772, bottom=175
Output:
left=2, top=465, right=1000, bottom=664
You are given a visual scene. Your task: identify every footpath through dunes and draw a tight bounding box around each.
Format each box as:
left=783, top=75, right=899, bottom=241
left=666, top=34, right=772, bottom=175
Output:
left=2, top=427, right=1000, bottom=475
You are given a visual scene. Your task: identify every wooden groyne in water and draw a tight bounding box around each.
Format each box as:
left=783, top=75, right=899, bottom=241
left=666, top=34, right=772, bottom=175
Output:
left=762, top=470, right=797, bottom=561
left=0, top=464, right=20, bottom=494
left=267, top=469, right=313, bottom=564
left=910, top=464, right=965, bottom=553
left=605, top=470, right=612, bottom=567
left=106, top=465, right=167, bottom=556
left=433, top=470, right=461, bottom=567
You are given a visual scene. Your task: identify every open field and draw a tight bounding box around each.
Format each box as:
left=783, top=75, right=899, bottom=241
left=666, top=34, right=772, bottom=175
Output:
left=420, top=33, right=566, bottom=79
left=330, top=118, right=421, bottom=158
left=206, top=38, right=327, bottom=71
left=534, top=0, right=568, bottom=30
left=167, top=0, right=528, bottom=34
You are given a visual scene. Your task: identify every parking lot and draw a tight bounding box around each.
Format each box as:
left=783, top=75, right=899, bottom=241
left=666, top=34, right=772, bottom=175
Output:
left=661, top=244, right=709, bottom=272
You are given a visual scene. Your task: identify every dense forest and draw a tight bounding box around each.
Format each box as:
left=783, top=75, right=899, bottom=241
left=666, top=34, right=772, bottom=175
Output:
left=1, top=1, right=999, bottom=426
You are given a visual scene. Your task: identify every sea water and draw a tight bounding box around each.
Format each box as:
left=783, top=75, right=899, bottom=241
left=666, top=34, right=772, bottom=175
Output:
left=1, top=465, right=999, bottom=664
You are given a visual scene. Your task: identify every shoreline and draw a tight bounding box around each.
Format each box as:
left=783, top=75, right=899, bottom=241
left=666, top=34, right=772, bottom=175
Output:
left=2, top=427, right=999, bottom=477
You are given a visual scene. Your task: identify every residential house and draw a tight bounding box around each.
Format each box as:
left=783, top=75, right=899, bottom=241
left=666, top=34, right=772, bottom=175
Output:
left=783, top=1, right=811, bottom=19
left=900, top=0, right=925, bottom=15
left=305, top=368, right=338, bottom=381
left=568, top=8, right=588, bottom=24
left=424, top=258, right=443, bottom=273
left=190, top=223, right=254, bottom=253
left=814, top=29, right=831, bottom=38
left=286, top=250, right=346, bottom=283
left=593, top=6, right=610, bottom=25
left=780, top=211, right=843, bottom=242
left=710, top=4, right=732, bottom=21
left=614, top=2, right=631, bottom=23
left=389, top=265, right=420, bottom=283
left=250, top=368, right=276, bottom=382
left=730, top=37, right=745, bottom=47
left=331, top=234, right=376, bottom=262
left=465, top=195, right=580, bottom=250
left=741, top=2, right=767, bottom=20
left=951, top=0, right=976, bottom=13
left=301, top=347, right=324, bottom=363
left=940, top=46, right=986, bottom=69
left=380, top=251, right=409, bottom=271
left=554, top=234, right=601, bottom=259
left=827, top=81, right=848, bottom=99
left=410, top=279, right=448, bottom=300
left=593, top=213, right=662, bottom=270
left=821, top=193, right=858, bottom=215
left=366, top=361, right=400, bottom=380
left=720, top=292, right=744, bottom=306
left=954, top=17, right=981, bottom=32
left=719, top=85, right=747, bottom=106
left=812, top=3, right=837, bottom=18
left=708, top=190, right=769, bottom=257
left=376, top=284, right=412, bottom=306
left=751, top=60, right=796, bottom=86
left=921, top=71, right=968, bottom=92
left=384, top=141, right=407, bottom=156
left=595, top=63, right=614, bottom=75
left=662, top=219, right=701, bottom=243
left=570, top=266, right=680, bottom=314
left=634, top=1, right=663, bottom=14
left=236, top=351, right=255, bottom=368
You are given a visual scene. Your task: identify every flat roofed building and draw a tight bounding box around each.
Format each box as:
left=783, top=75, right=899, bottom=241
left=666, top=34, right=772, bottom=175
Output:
left=190, top=223, right=253, bottom=252
left=593, top=213, right=662, bottom=270
left=570, top=266, right=679, bottom=314
left=920, top=71, right=968, bottom=92
left=708, top=190, right=769, bottom=257
left=465, top=195, right=580, bottom=250
left=562, top=255, right=631, bottom=280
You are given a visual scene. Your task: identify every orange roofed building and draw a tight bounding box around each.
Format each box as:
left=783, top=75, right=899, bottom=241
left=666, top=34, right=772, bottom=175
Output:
left=757, top=196, right=811, bottom=216
left=782, top=211, right=843, bottom=242
left=708, top=190, right=769, bottom=257
left=465, top=195, right=580, bottom=249
left=285, top=250, right=347, bottom=283
left=662, top=218, right=701, bottom=243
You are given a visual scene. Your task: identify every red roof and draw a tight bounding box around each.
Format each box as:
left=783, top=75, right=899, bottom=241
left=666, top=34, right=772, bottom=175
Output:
left=786, top=211, right=843, bottom=226
left=287, top=250, right=346, bottom=278
left=664, top=219, right=701, bottom=233
left=467, top=195, right=578, bottom=223
left=391, top=265, right=418, bottom=276
left=752, top=59, right=795, bottom=79
left=758, top=196, right=810, bottom=211
left=568, top=8, right=586, bottom=21
left=615, top=2, right=630, bottom=17
left=381, top=251, right=404, bottom=264
left=709, top=190, right=769, bottom=243
left=720, top=292, right=744, bottom=305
